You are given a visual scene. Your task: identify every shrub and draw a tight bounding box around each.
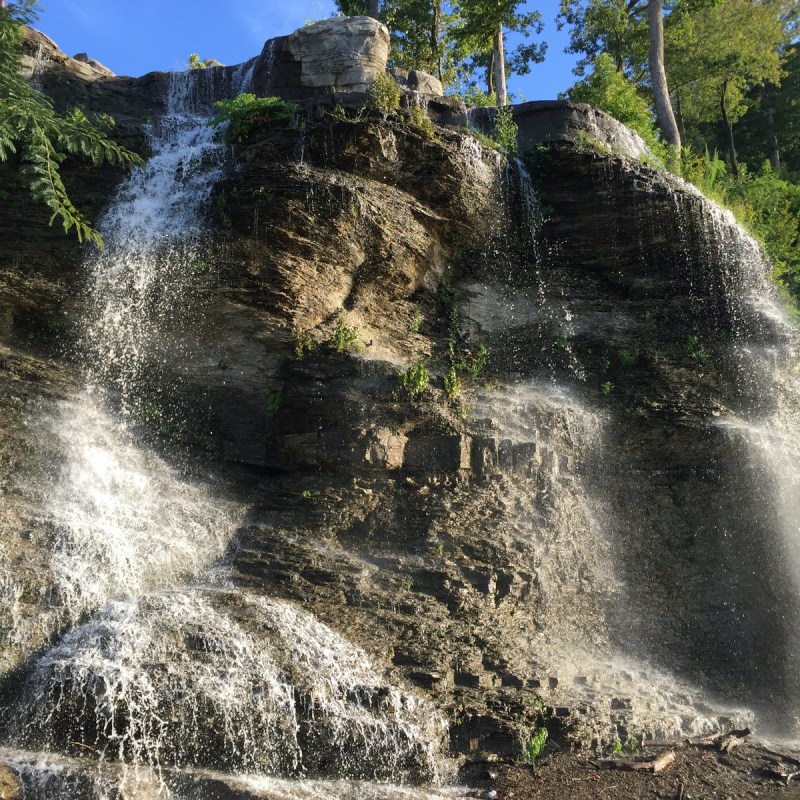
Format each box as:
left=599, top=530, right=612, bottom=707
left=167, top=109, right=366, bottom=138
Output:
left=209, top=94, right=300, bottom=141
left=494, top=105, right=518, bottom=153
left=408, top=103, right=436, bottom=139
left=399, top=361, right=429, bottom=395
left=565, top=53, right=663, bottom=157
left=459, top=86, right=498, bottom=107
left=368, top=73, right=401, bottom=113
left=329, top=316, right=361, bottom=352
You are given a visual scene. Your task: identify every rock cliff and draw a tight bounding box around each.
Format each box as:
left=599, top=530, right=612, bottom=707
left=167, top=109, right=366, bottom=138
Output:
left=1, top=18, right=798, bottom=790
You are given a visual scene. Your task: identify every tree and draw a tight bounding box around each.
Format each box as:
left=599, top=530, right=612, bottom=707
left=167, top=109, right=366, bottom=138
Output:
left=557, top=0, right=650, bottom=81
left=566, top=51, right=662, bottom=150
left=335, top=0, right=379, bottom=18
left=336, top=0, right=458, bottom=85
left=0, top=1, right=142, bottom=246
left=557, top=0, right=686, bottom=146
left=668, top=0, right=786, bottom=176
left=382, top=0, right=455, bottom=82
left=453, top=0, right=547, bottom=105
left=648, top=0, right=681, bottom=147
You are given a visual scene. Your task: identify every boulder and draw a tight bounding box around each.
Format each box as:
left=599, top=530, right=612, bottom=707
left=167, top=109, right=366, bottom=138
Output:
left=252, top=16, right=390, bottom=99
left=513, top=99, right=652, bottom=160
left=408, top=68, right=443, bottom=96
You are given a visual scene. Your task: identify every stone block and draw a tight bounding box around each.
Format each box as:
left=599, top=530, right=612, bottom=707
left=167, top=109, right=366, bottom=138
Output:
left=512, top=442, right=537, bottom=476
left=498, top=438, right=514, bottom=473
left=404, top=434, right=471, bottom=472
left=471, top=436, right=498, bottom=474
left=284, top=17, right=390, bottom=95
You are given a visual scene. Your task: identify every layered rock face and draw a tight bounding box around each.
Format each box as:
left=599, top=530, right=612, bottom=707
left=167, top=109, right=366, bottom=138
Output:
left=2, top=19, right=798, bottom=787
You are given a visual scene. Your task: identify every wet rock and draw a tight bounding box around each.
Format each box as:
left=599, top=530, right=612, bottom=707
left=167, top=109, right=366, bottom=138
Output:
left=0, top=764, right=21, bottom=800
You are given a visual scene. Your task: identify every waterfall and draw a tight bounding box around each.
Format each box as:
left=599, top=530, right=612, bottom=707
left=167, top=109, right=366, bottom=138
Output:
left=0, top=69, right=449, bottom=796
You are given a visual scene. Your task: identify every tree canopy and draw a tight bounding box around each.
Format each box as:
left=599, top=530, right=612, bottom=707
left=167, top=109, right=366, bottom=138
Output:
left=334, top=0, right=546, bottom=104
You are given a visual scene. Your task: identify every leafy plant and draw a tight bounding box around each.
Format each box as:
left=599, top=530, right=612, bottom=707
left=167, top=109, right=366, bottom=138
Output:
left=617, top=347, right=639, bottom=366
left=454, top=343, right=489, bottom=379
left=327, top=104, right=366, bottom=125
left=329, top=316, right=361, bottom=352
left=408, top=302, right=423, bottom=333
left=367, top=73, right=401, bottom=113
left=215, top=191, right=232, bottom=227
left=494, top=105, right=518, bottom=153
left=610, top=736, right=640, bottom=755
left=519, top=726, right=549, bottom=763
left=436, top=270, right=455, bottom=306
left=408, top=103, right=436, bottom=139
left=600, top=380, right=614, bottom=395
left=188, top=53, right=215, bottom=69
left=294, top=331, right=316, bottom=360
left=209, top=94, right=300, bottom=142
left=686, top=335, right=710, bottom=362
left=468, top=127, right=500, bottom=151
left=267, top=390, right=282, bottom=412
left=400, top=361, right=430, bottom=395
left=0, top=1, right=143, bottom=246
left=444, top=364, right=462, bottom=398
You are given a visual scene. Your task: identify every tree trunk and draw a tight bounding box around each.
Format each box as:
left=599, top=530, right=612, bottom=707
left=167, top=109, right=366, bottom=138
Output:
left=761, top=85, right=781, bottom=173
left=648, top=0, right=681, bottom=149
left=676, top=88, right=686, bottom=141
left=721, top=79, right=739, bottom=179
left=493, top=23, right=507, bottom=106
left=432, top=1, right=442, bottom=81
left=367, top=0, right=379, bottom=19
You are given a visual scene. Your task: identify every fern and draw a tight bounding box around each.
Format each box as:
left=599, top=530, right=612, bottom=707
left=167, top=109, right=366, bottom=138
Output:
left=0, top=2, right=144, bottom=248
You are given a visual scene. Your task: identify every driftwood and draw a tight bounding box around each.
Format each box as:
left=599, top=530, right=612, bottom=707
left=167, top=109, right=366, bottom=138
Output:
left=598, top=751, right=676, bottom=773
left=759, top=767, right=800, bottom=786
left=761, top=746, right=800, bottom=768
left=718, top=729, right=750, bottom=753
left=645, top=727, right=751, bottom=752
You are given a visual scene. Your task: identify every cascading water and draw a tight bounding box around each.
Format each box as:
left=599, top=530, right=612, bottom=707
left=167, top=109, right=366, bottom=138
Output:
left=1, top=68, right=453, bottom=798
left=523, top=155, right=800, bottom=740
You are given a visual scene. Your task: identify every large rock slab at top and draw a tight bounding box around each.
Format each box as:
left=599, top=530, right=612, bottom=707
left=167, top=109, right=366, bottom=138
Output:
left=251, top=16, right=390, bottom=99
left=513, top=100, right=651, bottom=160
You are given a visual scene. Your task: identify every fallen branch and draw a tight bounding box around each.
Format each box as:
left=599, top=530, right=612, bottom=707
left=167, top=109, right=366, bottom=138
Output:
left=598, top=751, right=676, bottom=773
left=644, top=728, right=751, bottom=752
left=760, top=746, right=800, bottom=768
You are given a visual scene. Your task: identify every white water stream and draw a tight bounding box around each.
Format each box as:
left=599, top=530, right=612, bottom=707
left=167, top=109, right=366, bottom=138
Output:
left=1, top=69, right=448, bottom=797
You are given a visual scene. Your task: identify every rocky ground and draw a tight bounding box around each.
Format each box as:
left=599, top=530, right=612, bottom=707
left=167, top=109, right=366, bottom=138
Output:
left=464, top=739, right=800, bottom=799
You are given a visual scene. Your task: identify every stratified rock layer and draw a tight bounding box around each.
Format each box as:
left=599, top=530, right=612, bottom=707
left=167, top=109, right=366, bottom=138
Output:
left=1, top=21, right=796, bottom=768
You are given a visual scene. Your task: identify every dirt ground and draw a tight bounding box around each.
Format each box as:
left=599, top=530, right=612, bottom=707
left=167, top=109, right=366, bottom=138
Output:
left=460, top=740, right=800, bottom=799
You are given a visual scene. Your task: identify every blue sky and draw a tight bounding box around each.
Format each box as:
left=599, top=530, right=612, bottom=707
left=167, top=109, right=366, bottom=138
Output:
left=35, top=0, right=580, bottom=101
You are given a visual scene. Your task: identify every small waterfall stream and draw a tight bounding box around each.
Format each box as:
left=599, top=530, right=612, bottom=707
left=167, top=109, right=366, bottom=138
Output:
left=0, top=70, right=452, bottom=798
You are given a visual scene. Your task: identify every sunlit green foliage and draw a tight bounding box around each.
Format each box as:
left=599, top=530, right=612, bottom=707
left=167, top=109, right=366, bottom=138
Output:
left=0, top=1, right=143, bottom=246
left=209, top=94, right=300, bottom=141
left=565, top=52, right=662, bottom=153
left=399, top=360, right=430, bottom=394
left=367, top=72, right=402, bottom=112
